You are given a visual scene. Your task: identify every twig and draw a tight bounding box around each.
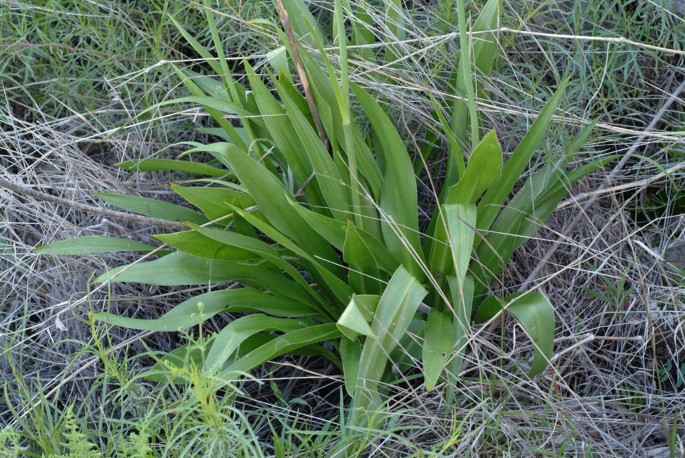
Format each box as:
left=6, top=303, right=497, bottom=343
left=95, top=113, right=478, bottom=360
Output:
left=519, top=79, right=685, bottom=291
left=274, top=0, right=327, bottom=143
left=557, top=160, right=685, bottom=208
left=0, top=176, right=187, bottom=231
left=493, top=28, right=685, bottom=58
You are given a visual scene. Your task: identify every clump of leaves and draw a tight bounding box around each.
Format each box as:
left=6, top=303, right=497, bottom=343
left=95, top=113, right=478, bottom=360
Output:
left=37, top=0, right=607, bottom=443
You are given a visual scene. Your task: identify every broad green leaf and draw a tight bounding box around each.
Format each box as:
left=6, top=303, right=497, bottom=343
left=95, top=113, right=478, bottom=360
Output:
left=35, top=236, right=155, bottom=255
left=97, top=293, right=224, bottom=331
left=223, top=143, right=338, bottom=263
left=187, top=223, right=325, bottom=309
left=141, top=95, right=253, bottom=119
left=146, top=340, right=210, bottom=383
left=472, top=0, right=502, bottom=77
left=116, top=159, right=229, bottom=177
left=266, top=46, right=288, bottom=74
left=291, top=201, right=399, bottom=274
left=348, top=267, right=427, bottom=428
left=196, top=127, right=246, bottom=144
left=446, top=204, right=477, bottom=291
left=447, top=274, right=474, bottom=378
left=219, top=324, right=341, bottom=382
left=471, top=128, right=605, bottom=300
left=477, top=79, right=569, bottom=233
left=228, top=204, right=352, bottom=309
left=428, top=204, right=477, bottom=299
left=293, top=43, right=382, bottom=200
left=170, top=184, right=255, bottom=222
left=351, top=84, right=423, bottom=279
left=340, top=338, right=362, bottom=397
left=349, top=124, right=384, bottom=202
left=94, top=192, right=207, bottom=225
left=289, top=200, right=347, bottom=250
left=425, top=129, right=500, bottom=258
left=427, top=206, right=477, bottom=383
left=343, top=222, right=382, bottom=294
left=244, top=61, right=315, bottom=192
left=95, top=288, right=316, bottom=331
left=446, top=130, right=503, bottom=205
left=337, top=294, right=379, bottom=341
left=205, top=315, right=312, bottom=371
left=281, top=0, right=326, bottom=48
left=388, top=317, right=426, bottom=375
left=474, top=292, right=555, bottom=376
left=423, top=308, right=456, bottom=390
left=154, top=230, right=255, bottom=261
left=179, top=142, right=243, bottom=170
left=95, top=252, right=304, bottom=298
left=276, top=78, right=350, bottom=220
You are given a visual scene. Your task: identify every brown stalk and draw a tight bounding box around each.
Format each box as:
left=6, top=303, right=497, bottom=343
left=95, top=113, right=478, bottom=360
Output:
left=0, top=176, right=187, bottom=232
left=274, top=0, right=327, bottom=143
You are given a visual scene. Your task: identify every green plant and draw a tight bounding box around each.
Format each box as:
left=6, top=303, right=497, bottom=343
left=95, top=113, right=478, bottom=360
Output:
left=45, top=405, right=103, bottom=458
left=0, top=427, right=21, bottom=458
left=36, top=0, right=607, bottom=450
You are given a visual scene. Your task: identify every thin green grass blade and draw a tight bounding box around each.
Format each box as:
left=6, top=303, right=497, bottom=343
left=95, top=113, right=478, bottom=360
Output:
left=426, top=94, right=464, bottom=182
left=170, top=66, right=249, bottom=149
left=345, top=0, right=375, bottom=61
left=383, top=0, right=406, bottom=66
left=449, top=0, right=501, bottom=149
left=168, top=15, right=222, bottom=75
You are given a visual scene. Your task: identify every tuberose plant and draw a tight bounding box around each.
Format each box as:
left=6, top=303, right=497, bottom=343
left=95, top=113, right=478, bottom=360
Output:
left=37, top=0, right=606, bottom=440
